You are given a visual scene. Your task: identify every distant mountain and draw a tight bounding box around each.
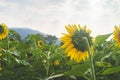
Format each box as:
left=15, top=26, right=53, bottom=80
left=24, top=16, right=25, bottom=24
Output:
left=9, top=28, right=61, bottom=44
left=10, top=28, right=45, bottom=39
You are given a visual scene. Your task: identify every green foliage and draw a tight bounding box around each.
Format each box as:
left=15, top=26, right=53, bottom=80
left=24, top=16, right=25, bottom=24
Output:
left=102, top=65, right=120, bottom=75
left=0, top=29, right=120, bottom=80
left=0, top=30, right=69, bottom=80
left=94, top=33, right=112, bottom=45
left=64, top=63, right=90, bottom=79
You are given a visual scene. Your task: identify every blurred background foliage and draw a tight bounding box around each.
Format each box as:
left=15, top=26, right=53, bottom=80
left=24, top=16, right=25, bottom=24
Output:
left=0, top=29, right=120, bottom=80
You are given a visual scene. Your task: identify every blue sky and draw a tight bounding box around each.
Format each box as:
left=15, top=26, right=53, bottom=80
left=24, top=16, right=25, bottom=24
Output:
left=0, top=0, right=120, bottom=37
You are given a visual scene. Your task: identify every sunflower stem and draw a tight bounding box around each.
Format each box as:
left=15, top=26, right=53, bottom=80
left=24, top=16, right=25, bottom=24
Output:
left=7, top=35, right=9, bottom=50
left=83, top=37, right=96, bottom=80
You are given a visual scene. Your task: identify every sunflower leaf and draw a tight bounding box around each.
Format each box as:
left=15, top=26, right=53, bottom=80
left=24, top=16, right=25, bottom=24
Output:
left=64, top=63, right=90, bottom=77
left=95, top=33, right=112, bottom=45
left=102, top=65, right=120, bottom=75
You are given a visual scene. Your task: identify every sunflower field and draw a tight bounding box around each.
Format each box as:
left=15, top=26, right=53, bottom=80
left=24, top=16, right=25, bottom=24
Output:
left=1, top=23, right=120, bottom=80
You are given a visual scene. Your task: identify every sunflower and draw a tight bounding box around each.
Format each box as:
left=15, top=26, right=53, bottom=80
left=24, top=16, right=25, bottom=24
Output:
left=60, top=24, right=93, bottom=63
left=113, top=25, right=120, bottom=47
left=37, top=40, right=43, bottom=48
left=54, top=60, right=59, bottom=66
left=0, top=53, right=2, bottom=57
left=0, top=23, right=8, bottom=40
left=0, top=68, right=1, bottom=71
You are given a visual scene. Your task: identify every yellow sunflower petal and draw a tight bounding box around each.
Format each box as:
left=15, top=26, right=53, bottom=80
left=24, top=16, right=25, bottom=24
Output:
left=113, top=25, right=120, bottom=47
left=65, top=44, right=74, bottom=53
left=62, top=33, right=72, bottom=37
left=67, top=48, right=75, bottom=57
left=83, top=25, right=87, bottom=30
left=60, top=36, right=72, bottom=42
left=74, top=51, right=82, bottom=63
left=72, top=24, right=78, bottom=31
left=61, top=24, right=93, bottom=63
left=65, top=26, right=74, bottom=34
left=76, top=51, right=83, bottom=62
left=70, top=49, right=77, bottom=60
left=61, top=42, right=71, bottom=48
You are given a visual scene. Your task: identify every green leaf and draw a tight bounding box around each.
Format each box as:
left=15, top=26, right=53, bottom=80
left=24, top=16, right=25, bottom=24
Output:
left=20, top=60, right=30, bottom=66
left=95, top=33, right=112, bottom=45
left=64, top=63, right=89, bottom=76
left=102, top=65, right=120, bottom=75
left=96, top=61, right=112, bottom=67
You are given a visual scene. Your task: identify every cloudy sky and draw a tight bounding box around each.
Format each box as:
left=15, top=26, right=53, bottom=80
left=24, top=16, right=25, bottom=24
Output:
left=0, top=0, right=120, bottom=37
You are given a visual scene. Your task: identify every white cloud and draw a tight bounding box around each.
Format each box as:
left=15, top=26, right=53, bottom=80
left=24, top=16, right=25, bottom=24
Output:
left=0, top=0, right=120, bottom=37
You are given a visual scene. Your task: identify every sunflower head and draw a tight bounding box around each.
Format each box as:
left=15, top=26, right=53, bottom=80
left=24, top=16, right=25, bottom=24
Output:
left=37, top=40, right=43, bottom=48
left=53, top=60, right=59, bottom=66
left=61, top=24, right=93, bottom=62
left=0, top=53, right=2, bottom=57
left=72, top=26, right=92, bottom=52
left=0, top=67, right=2, bottom=71
left=0, top=23, right=8, bottom=40
left=113, top=25, right=120, bottom=47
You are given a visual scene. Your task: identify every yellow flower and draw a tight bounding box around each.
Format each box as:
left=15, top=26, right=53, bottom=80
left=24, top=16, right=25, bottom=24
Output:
left=113, top=25, right=120, bottom=47
left=0, top=23, right=8, bottom=40
left=10, top=47, right=15, bottom=51
left=61, top=24, right=93, bottom=63
left=37, top=41, right=42, bottom=48
left=54, top=60, right=59, bottom=66
left=0, top=67, right=2, bottom=70
left=0, top=53, right=2, bottom=57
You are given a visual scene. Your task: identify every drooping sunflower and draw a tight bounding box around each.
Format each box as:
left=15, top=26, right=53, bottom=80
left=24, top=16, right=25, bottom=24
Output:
left=60, top=24, right=93, bottom=63
left=0, top=23, right=8, bottom=40
left=113, top=25, right=120, bottom=47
